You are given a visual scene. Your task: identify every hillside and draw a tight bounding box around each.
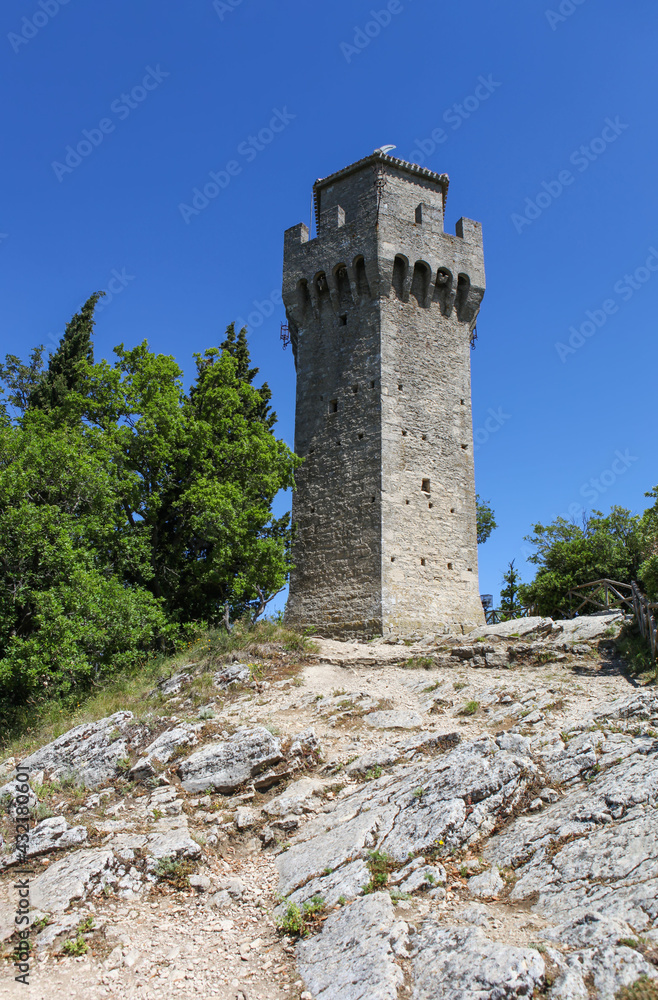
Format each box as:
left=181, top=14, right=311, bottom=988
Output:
left=1, top=612, right=657, bottom=999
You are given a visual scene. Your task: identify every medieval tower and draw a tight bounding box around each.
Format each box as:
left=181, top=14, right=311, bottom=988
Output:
left=282, top=151, right=485, bottom=638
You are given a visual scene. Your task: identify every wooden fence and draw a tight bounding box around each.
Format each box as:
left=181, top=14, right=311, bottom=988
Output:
left=564, top=578, right=657, bottom=662
left=631, top=581, right=658, bottom=662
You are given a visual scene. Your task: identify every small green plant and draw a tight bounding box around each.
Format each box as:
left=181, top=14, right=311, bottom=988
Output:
left=413, top=786, right=425, bottom=800
left=529, top=942, right=547, bottom=954
left=115, top=755, right=131, bottom=774
left=276, top=901, right=305, bottom=937
left=151, top=807, right=162, bottom=821
left=423, top=681, right=442, bottom=693
left=616, top=976, right=658, bottom=1000
left=459, top=864, right=469, bottom=878
left=153, top=855, right=194, bottom=889
left=365, top=765, right=383, bottom=781
left=453, top=681, right=467, bottom=691
left=32, top=915, right=50, bottom=934
left=276, top=895, right=326, bottom=939
left=60, top=931, right=89, bottom=956
left=337, top=895, right=347, bottom=905
left=618, top=938, right=640, bottom=950
left=61, top=934, right=88, bottom=957
left=404, top=656, right=435, bottom=670
left=426, top=872, right=436, bottom=885
left=460, top=700, right=479, bottom=716
left=363, top=850, right=392, bottom=893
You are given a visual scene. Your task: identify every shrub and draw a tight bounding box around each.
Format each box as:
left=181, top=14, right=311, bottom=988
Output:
left=276, top=896, right=326, bottom=939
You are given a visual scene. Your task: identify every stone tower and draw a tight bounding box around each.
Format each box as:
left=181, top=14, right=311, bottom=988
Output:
left=282, top=151, right=485, bottom=638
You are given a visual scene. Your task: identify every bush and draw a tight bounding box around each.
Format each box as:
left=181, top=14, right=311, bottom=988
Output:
left=0, top=568, right=173, bottom=723
left=276, top=896, right=326, bottom=938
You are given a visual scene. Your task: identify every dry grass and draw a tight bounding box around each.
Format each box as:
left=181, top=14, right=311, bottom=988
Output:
left=0, top=621, right=317, bottom=762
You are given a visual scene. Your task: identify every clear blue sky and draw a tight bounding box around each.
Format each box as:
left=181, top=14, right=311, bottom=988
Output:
left=1, top=0, right=656, bottom=611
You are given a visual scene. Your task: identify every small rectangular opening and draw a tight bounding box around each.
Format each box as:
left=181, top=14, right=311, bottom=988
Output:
left=339, top=314, right=347, bottom=325
left=461, top=444, right=468, bottom=450
left=358, top=432, right=364, bottom=439
left=421, top=478, right=430, bottom=494
left=370, top=380, right=375, bottom=388
left=447, top=562, right=453, bottom=570
left=398, top=383, right=403, bottom=391
left=329, top=399, right=338, bottom=413
left=420, top=557, right=426, bottom=566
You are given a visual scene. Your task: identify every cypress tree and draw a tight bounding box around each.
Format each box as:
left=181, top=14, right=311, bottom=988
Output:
left=29, top=292, right=103, bottom=412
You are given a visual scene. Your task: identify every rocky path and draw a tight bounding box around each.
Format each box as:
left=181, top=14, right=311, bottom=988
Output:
left=1, top=611, right=657, bottom=999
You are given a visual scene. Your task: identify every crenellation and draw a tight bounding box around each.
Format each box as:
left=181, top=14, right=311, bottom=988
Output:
left=283, top=151, right=485, bottom=638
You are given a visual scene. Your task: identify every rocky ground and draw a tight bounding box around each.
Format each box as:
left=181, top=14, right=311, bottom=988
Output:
left=0, top=611, right=657, bottom=999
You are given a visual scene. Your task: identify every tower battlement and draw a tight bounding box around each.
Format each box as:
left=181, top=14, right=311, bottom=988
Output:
left=283, top=153, right=486, bottom=638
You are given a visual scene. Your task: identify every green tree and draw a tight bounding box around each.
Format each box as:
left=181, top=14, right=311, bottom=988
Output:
left=519, top=507, right=645, bottom=617
left=83, top=326, right=301, bottom=625
left=0, top=345, right=46, bottom=416
left=639, top=485, right=658, bottom=600
left=0, top=304, right=302, bottom=721
left=29, top=293, right=103, bottom=414
left=0, top=414, right=170, bottom=717
left=499, top=559, right=524, bottom=619
left=476, top=495, right=497, bottom=545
